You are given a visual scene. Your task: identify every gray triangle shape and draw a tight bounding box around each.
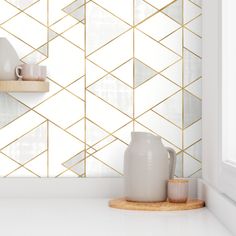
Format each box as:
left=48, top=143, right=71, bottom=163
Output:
left=175, top=153, right=183, bottom=177
left=37, top=44, right=48, bottom=56
left=162, top=0, right=182, bottom=24
left=135, top=0, right=157, bottom=24
left=63, top=0, right=84, bottom=14
left=70, top=6, right=84, bottom=22
left=49, top=29, right=58, bottom=41
left=184, top=90, right=201, bottom=128
left=134, top=59, right=157, bottom=87
left=184, top=49, right=202, bottom=86
left=0, top=93, right=29, bottom=128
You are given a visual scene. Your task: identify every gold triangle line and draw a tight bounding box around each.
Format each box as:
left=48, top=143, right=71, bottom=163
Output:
left=188, top=0, right=201, bottom=9
left=84, top=0, right=87, bottom=176
left=86, top=68, right=133, bottom=91
left=54, top=19, right=86, bottom=47
left=91, top=0, right=132, bottom=27
left=184, top=25, right=201, bottom=38
left=86, top=58, right=132, bottom=88
left=62, top=150, right=85, bottom=166
left=184, top=76, right=201, bottom=88
left=90, top=138, right=117, bottom=154
left=64, top=79, right=86, bottom=103
left=184, top=118, right=202, bottom=130
left=61, top=151, right=86, bottom=167
left=182, top=0, right=184, bottom=177
left=184, top=47, right=202, bottom=59
left=159, top=72, right=183, bottom=89
left=149, top=110, right=182, bottom=131
left=86, top=90, right=133, bottom=118
left=7, top=94, right=87, bottom=146
left=49, top=3, right=86, bottom=27
left=11, top=92, right=135, bottom=151
left=5, top=95, right=86, bottom=145
left=188, top=168, right=201, bottom=178
left=159, top=26, right=182, bottom=43
left=183, top=151, right=201, bottom=163
left=46, top=119, right=85, bottom=145
left=139, top=57, right=181, bottom=77
left=62, top=0, right=90, bottom=12
left=0, top=109, right=29, bottom=130
left=22, top=23, right=85, bottom=61
left=4, top=165, right=40, bottom=177
left=21, top=20, right=85, bottom=61
left=85, top=117, right=132, bottom=147
left=60, top=1, right=91, bottom=25
left=56, top=158, right=85, bottom=177
left=30, top=75, right=85, bottom=112
left=2, top=0, right=41, bottom=25
left=62, top=167, right=82, bottom=177
left=151, top=109, right=182, bottom=129
left=184, top=13, right=202, bottom=26
left=64, top=86, right=85, bottom=102
left=184, top=138, right=202, bottom=151
left=58, top=137, right=118, bottom=176
left=160, top=10, right=182, bottom=26
left=65, top=117, right=84, bottom=130
left=144, top=0, right=179, bottom=12
left=134, top=72, right=158, bottom=89
left=92, top=155, right=123, bottom=175
left=47, top=0, right=49, bottom=58
left=135, top=120, right=182, bottom=150
left=136, top=28, right=182, bottom=58
left=31, top=87, right=64, bottom=109
left=1, top=150, right=47, bottom=177
left=135, top=89, right=182, bottom=119
left=60, top=149, right=124, bottom=177
left=14, top=82, right=64, bottom=111
left=133, top=57, right=159, bottom=88
left=0, top=120, right=46, bottom=151
left=1, top=150, right=47, bottom=169
left=57, top=166, right=82, bottom=177
left=88, top=56, right=181, bottom=92
left=3, top=0, right=48, bottom=26
left=0, top=26, right=36, bottom=51
left=135, top=0, right=178, bottom=27
left=183, top=87, right=202, bottom=101
left=86, top=58, right=133, bottom=89
left=142, top=0, right=159, bottom=10
left=135, top=59, right=183, bottom=89
left=86, top=27, right=132, bottom=57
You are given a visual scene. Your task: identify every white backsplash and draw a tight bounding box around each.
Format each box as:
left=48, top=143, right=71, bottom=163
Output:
left=0, top=0, right=202, bottom=177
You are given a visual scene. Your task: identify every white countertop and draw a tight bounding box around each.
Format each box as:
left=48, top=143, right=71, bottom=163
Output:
left=0, top=198, right=232, bottom=236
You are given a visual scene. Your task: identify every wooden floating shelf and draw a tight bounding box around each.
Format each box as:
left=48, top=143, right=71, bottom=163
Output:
left=0, top=80, right=49, bottom=93
left=109, top=198, right=205, bottom=211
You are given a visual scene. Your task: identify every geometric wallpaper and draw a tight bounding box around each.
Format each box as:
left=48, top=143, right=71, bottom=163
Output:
left=0, top=0, right=202, bottom=177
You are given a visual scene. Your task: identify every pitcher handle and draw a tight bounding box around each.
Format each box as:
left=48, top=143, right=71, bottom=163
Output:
left=167, top=147, right=176, bottom=179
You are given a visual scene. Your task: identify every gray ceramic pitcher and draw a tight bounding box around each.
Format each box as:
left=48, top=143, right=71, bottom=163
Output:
left=124, top=132, right=176, bottom=202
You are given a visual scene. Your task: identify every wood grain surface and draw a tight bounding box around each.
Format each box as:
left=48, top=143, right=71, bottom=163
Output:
left=109, top=198, right=205, bottom=211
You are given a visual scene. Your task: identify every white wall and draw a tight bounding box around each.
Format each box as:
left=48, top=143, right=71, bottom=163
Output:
left=202, top=0, right=220, bottom=188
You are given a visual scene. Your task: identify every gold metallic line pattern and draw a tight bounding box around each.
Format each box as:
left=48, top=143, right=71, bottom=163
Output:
left=84, top=0, right=87, bottom=176
left=182, top=0, right=185, bottom=177
left=0, top=0, right=202, bottom=178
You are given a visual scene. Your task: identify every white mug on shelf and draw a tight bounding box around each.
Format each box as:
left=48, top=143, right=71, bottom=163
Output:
left=15, top=64, right=47, bottom=81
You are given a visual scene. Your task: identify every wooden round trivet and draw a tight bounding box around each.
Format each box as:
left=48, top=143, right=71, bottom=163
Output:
left=109, top=198, right=205, bottom=211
